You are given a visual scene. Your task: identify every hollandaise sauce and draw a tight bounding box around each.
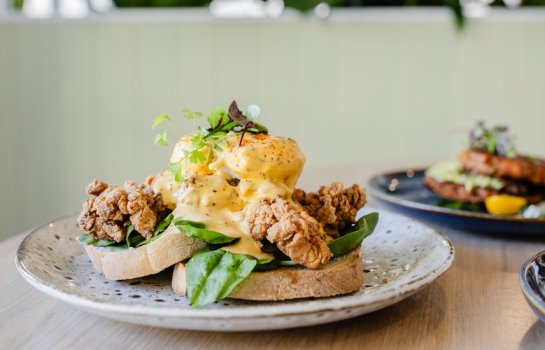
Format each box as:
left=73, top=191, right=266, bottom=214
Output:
left=153, top=132, right=306, bottom=260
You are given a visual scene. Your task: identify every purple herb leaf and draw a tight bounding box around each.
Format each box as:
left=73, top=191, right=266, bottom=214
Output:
left=228, top=101, right=258, bottom=129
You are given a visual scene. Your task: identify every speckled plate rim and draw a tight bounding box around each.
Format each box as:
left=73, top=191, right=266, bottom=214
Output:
left=519, top=251, right=545, bottom=316
left=15, top=210, right=455, bottom=320
left=368, top=169, right=545, bottom=223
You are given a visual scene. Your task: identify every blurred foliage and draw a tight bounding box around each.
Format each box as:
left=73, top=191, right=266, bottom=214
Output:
left=11, top=0, right=210, bottom=7
left=284, top=0, right=463, bottom=27
left=113, top=0, right=209, bottom=6
left=106, top=0, right=545, bottom=28
left=285, top=0, right=458, bottom=9
left=109, top=0, right=545, bottom=6
left=13, top=0, right=545, bottom=8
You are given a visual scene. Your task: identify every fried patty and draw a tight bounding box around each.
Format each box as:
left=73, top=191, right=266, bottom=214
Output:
left=459, top=149, right=545, bottom=186
left=423, top=176, right=545, bottom=204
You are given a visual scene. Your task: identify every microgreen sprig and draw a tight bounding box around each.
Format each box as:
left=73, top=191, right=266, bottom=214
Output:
left=152, top=100, right=268, bottom=182
left=469, top=121, right=517, bottom=158
left=151, top=112, right=188, bottom=147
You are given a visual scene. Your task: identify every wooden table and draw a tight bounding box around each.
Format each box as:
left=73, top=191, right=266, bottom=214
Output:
left=2, top=164, right=545, bottom=350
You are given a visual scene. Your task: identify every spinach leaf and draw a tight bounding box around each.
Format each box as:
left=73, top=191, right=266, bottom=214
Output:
left=174, top=219, right=237, bottom=244
left=78, top=212, right=174, bottom=249
left=153, top=213, right=173, bottom=237
left=125, top=225, right=135, bottom=247
left=129, top=236, right=145, bottom=247
left=185, top=249, right=257, bottom=307
left=251, top=258, right=296, bottom=272
left=134, top=213, right=174, bottom=247
left=328, top=212, right=379, bottom=257
left=78, top=233, right=97, bottom=245
left=256, top=258, right=275, bottom=265
left=135, top=233, right=162, bottom=247
left=94, top=239, right=119, bottom=247
left=77, top=233, right=127, bottom=250
left=252, top=262, right=276, bottom=272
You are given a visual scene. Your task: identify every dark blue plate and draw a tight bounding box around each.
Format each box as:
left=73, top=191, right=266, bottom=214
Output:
left=368, top=168, right=545, bottom=235
left=520, top=251, right=545, bottom=324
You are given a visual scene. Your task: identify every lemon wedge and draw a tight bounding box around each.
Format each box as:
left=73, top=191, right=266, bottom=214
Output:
left=485, top=195, right=527, bottom=216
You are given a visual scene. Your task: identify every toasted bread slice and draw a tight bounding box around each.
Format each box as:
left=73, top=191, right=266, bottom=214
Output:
left=85, top=225, right=206, bottom=281
left=171, top=247, right=363, bottom=301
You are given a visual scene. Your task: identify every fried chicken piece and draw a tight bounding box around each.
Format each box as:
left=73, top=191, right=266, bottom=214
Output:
left=126, top=190, right=158, bottom=236
left=459, top=149, right=545, bottom=186
left=78, top=194, right=128, bottom=242
left=86, top=178, right=109, bottom=196
left=423, top=176, right=496, bottom=204
left=77, top=178, right=168, bottom=242
left=293, top=183, right=367, bottom=238
left=246, top=196, right=332, bottom=269
left=423, top=175, right=545, bottom=204
left=93, top=186, right=129, bottom=221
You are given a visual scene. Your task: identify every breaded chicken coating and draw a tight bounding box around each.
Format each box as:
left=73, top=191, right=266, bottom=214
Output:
left=246, top=196, right=332, bottom=269
left=293, top=183, right=367, bottom=238
left=77, top=178, right=167, bottom=242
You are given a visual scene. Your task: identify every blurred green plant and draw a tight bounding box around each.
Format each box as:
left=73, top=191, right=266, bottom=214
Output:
left=109, top=0, right=545, bottom=7
left=11, top=0, right=210, bottom=7
left=13, top=0, right=545, bottom=9
left=285, top=0, right=463, bottom=27
left=113, top=0, right=209, bottom=6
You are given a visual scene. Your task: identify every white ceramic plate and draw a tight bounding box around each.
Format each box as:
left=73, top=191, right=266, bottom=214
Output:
left=16, top=208, right=454, bottom=331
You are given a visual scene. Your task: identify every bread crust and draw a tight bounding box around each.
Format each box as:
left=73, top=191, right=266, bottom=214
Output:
left=171, top=247, right=363, bottom=301
left=85, top=225, right=206, bottom=280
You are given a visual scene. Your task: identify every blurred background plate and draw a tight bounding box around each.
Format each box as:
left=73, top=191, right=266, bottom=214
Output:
left=520, top=251, right=545, bottom=324
left=368, top=169, right=545, bottom=235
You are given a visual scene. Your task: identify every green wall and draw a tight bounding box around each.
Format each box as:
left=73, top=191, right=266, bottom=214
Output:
left=1, top=10, right=544, bottom=239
